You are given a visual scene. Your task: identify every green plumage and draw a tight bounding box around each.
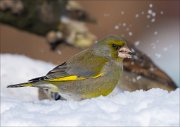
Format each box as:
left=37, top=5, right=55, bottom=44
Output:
left=7, top=35, right=130, bottom=101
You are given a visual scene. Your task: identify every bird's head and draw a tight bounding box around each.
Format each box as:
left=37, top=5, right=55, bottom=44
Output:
left=93, top=35, right=132, bottom=61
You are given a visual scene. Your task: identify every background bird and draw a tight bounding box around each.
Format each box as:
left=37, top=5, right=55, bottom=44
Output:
left=7, top=35, right=132, bottom=101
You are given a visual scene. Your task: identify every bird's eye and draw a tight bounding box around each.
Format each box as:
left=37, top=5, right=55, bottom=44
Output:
left=112, top=44, right=119, bottom=50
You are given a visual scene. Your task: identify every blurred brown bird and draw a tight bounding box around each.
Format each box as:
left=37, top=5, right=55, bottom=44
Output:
left=119, top=44, right=177, bottom=92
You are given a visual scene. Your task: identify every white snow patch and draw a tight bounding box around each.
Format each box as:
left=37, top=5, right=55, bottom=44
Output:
left=1, top=54, right=179, bottom=126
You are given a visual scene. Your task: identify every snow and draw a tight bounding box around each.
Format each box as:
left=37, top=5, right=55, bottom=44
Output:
left=151, top=18, right=155, bottom=23
left=122, top=23, right=126, bottom=27
left=154, top=31, right=158, bottom=35
left=128, top=32, right=133, bottom=36
left=120, top=11, right=124, bottom=15
left=146, top=15, right=151, bottom=19
left=135, top=14, right=139, bottom=18
left=1, top=54, right=179, bottom=126
left=160, top=11, right=164, bottom=15
left=114, top=25, right=119, bottom=30
left=149, top=4, right=153, bottom=8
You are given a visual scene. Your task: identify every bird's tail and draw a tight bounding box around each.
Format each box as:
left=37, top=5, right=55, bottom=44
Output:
left=7, top=76, right=47, bottom=88
left=7, top=82, right=33, bottom=88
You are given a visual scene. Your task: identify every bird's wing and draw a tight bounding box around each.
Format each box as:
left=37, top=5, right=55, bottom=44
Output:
left=46, top=60, right=106, bottom=82
left=29, top=49, right=108, bottom=83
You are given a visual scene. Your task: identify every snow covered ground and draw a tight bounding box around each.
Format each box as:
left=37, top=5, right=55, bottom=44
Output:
left=0, top=54, right=179, bottom=126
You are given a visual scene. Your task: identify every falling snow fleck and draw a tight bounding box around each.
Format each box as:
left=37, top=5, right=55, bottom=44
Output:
left=146, top=15, right=151, bottom=19
left=151, top=18, right=155, bottom=22
left=126, top=27, right=130, bottom=31
left=135, top=14, right=139, bottom=18
left=114, top=25, right=119, bottom=30
left=141, top=11, right=144, bottom=15
left=122, top=23, right=126, bottom=27
left=155, top=53, right=161, bottom=58
left=148, top=9, right=153, bottom=14
left=163, top=47, right=168, bottom=51
left=160, top=11, right=164, bottom=15
left=152, top=12, right=156, bottom=17
left=128, top=32, right=133, bottom=36
left=57, top=50, right=62, bottom=55
left=103, top=13, right=110, bottom=17
left=132, top=78, right=136, bottom=83
left=121, top=11, right=125, bottom=15
left=154, top=31, right=158, bottom=35
left=121, top=34, right=125, bottom=37
left=146, top=25, right=150, bottom=28
left=134, top=41, right=140, bottom=46
left=136, top=76, right=142, bottom=80
left=149, top=4, right=153, bottom=8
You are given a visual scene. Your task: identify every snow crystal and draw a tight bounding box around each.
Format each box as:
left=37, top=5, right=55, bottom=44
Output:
left=135, top=14, right=139, bottom=18
left=141, top=11, right=145, bottom=15
left=121, top=11, right=125, bottom=15
left=136, top=76, right=142, bottom=80
left=149, top=4, right=153, bottom=8
left=156, top=40, right=160, bottom=43
left=155, top=53, right=162, bottom=58
left=154, top=31, right=158, bottom=35
left=160, top=11, right=164, bottom=15
left=146, top=15, right=151, bottom=19
left=163, top=47, right=168, bottom=52
left=152, top=12, right=156, bottom=17
left=148, top=9, right=153, bottom=14
left=134, top=41, right=140, bottom=46
left=0, top=54, right=179, bottom=126
left=126, top=27, right=130, bottom=31
left=151, top=43, right=156, bottom=49
left=151, top=18, right=155, bottom=22
left=114, top=25, right=119, bottom=30
left=56, top=50, right=62, bottom=55
left=146, top=25, right=150, bottom=28
left=128, top=32, right=133, bottom=36
left=122, top=23, right=126, bottom=27
left=103, top=13, right=110, bottom=17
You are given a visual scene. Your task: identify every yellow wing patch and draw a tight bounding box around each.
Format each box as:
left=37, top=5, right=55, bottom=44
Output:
left=48, top=73, right=104, bottom=82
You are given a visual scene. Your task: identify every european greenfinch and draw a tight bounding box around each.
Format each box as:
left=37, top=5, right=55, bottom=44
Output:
left=7, top=35, right=132, bottom=101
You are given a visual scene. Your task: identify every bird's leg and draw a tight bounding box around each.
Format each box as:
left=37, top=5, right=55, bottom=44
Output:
left=51, top=92, right=66, bottom=101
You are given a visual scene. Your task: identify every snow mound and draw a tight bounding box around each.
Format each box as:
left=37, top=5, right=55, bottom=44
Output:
left=1, top=54, right=179, bottom=126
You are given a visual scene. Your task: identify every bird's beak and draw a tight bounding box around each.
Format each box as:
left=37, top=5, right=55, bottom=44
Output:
left=118, top=46, right=132, bottom=59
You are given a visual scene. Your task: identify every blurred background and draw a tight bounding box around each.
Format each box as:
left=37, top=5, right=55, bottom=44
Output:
left=0, top=0, right=179, bottom=86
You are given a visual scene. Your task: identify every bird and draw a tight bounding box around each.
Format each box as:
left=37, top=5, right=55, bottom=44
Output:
left=7, top=35, right=132, bottom=101
left=120, top=45, right=177, bottom=92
